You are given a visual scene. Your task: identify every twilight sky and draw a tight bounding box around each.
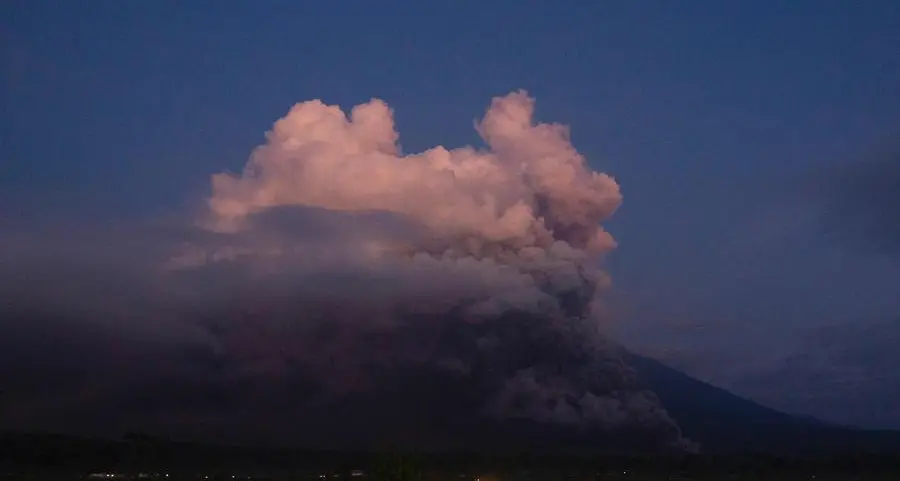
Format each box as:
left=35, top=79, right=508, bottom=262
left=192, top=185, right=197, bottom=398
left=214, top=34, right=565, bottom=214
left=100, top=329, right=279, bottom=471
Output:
left=2, top=0, right=900, bottom=431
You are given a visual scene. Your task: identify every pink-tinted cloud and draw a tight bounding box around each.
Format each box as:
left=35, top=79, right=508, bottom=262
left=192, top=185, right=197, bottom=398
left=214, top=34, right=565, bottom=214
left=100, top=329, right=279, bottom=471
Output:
left=205, top=90, right=620, bottom=253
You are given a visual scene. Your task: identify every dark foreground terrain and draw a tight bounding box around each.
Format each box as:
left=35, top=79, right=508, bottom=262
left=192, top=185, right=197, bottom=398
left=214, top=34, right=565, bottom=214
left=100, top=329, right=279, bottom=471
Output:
left=5, top=352, right=900, bottom=479
left=5, top=348, right=900, bottom=480
left=3, top=431, right=900, bottom=481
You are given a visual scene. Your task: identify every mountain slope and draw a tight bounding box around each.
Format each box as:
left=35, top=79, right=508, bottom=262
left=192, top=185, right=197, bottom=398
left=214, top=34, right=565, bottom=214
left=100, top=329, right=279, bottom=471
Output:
left=625, top=351, right=900, bottom=455
left=5, top=324, right=900, bottom=461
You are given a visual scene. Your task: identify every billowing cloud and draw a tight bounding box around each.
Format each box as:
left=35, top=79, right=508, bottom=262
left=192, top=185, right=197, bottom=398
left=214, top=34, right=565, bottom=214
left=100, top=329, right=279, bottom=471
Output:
left=0, top=91, right=693, bottom=452
left=204, top=91, right=619, bottom=252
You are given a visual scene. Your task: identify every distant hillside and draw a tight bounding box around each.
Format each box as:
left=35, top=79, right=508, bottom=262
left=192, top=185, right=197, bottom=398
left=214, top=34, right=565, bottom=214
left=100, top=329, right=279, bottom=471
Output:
left=625, top=351, right=900, bottom=455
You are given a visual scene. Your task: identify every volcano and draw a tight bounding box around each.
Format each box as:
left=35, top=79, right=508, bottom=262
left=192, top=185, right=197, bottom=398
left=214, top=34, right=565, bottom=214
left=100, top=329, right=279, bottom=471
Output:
left=4, top=345, right=900, bottom=475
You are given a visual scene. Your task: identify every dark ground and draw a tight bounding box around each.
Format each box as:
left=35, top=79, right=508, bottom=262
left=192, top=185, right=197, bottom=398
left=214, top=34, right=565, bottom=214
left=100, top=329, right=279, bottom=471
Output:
left=2, top=431, right=900, bottom=480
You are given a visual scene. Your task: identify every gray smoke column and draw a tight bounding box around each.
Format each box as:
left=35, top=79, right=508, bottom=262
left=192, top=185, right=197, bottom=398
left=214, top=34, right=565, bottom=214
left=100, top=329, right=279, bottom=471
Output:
left=162, top=91, right=693, bottom=451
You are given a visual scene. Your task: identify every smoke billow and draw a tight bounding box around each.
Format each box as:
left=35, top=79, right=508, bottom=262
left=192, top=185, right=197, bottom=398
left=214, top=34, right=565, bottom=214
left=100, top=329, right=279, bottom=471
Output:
left=192, top=91, right=619, bottom=317
left=0, top=91, right=694, bottom=452
left=172, top=91, right=690, bottom=450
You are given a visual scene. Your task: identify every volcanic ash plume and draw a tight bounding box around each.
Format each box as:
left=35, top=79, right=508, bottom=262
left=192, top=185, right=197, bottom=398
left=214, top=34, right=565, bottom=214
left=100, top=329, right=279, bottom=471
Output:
left=198, top=91, right=620, bottom=317
left=172, top=91, right=692, bottom=451
left=208, top=91, right=618, bottom=251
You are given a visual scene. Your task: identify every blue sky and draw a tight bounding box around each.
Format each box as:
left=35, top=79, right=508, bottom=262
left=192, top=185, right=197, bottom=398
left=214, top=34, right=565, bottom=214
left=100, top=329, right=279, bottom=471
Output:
left=3, top=1, right=900, bottom=427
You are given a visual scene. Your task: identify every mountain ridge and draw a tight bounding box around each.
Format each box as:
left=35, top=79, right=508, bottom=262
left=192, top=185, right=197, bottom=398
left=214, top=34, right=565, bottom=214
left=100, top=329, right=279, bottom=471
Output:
left=4, top=350, right=900, bottom=466
left=624, top=351, right=900, bottom=455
